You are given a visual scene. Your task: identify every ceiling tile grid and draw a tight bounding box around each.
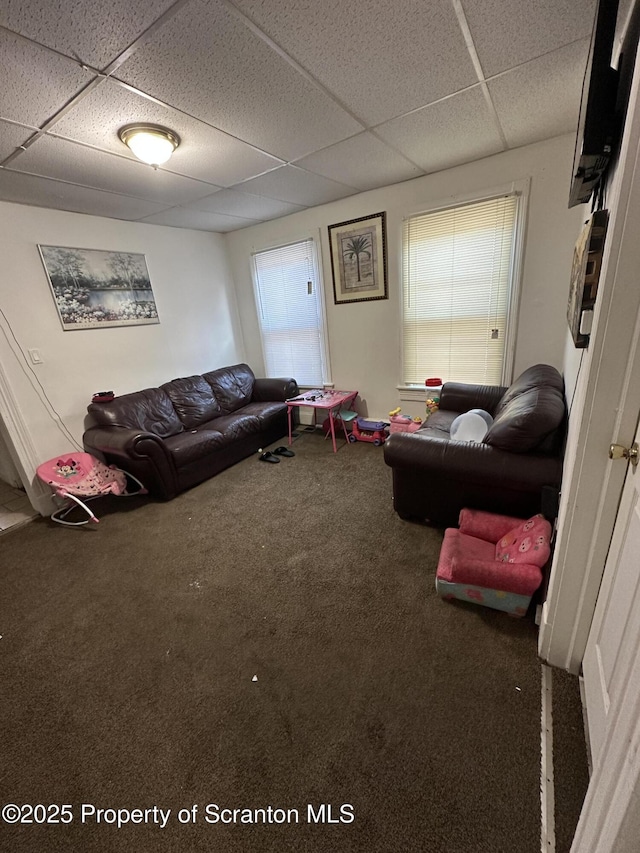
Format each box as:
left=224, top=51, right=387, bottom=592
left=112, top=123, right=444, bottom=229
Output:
left=113, top=0, right=364, bottom=161
left=49, top=78, right=285, bottom=186
left=0, top=121, right=38, bottom=162
left=138, top=205, right=263, bottom=232
left=0, top=168, right=171, bottom=220
left=293, top=132, right=424, bottom=191
left=375, top=86, right=506, bottom=174
left=0, top=0, right=178, bottom=70
left=228, top=0, right=479, bottom=125
left=461, top=0, right=597, bottom=77
left=0, top=0, right=601, bottom=230
left=187, top=188, right=305, bottom=219
left=237, top=165, right=359, bottom=206
left=488, top=39, right=591, bottom=148
left=0, top=29, right=94, bottom=127
left=11, top=135, right=221, bottom=205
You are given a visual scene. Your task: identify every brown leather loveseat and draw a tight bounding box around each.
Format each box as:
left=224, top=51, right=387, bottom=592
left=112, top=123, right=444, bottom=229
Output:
left=83, top=363, right=297, bottom=499
left=383, top=364, right=566, bottom=526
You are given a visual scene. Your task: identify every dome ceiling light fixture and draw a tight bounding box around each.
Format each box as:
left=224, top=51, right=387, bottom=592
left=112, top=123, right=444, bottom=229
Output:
left=118, top=124, right=180, bottom=168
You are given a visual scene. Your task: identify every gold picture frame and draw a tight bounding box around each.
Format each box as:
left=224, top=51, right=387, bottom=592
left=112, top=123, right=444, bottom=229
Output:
left=328, top=211, right=388, bottom=304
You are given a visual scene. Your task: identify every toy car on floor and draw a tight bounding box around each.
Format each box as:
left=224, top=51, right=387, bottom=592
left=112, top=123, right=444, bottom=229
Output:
left=349, top=417, right=388, bottom=446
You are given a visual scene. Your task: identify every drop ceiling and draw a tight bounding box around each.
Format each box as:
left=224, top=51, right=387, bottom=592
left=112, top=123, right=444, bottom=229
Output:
left=0, top=0, right=620, bottom=233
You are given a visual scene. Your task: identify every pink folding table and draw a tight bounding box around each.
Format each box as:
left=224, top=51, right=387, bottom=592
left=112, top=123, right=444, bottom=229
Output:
left=286, top=390, right=358, bottom=452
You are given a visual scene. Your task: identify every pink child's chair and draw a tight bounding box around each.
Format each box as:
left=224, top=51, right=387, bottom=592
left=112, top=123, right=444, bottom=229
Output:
left=436, top=508, right=552, bottom=617
left=37, top=452, right=147, bottom=526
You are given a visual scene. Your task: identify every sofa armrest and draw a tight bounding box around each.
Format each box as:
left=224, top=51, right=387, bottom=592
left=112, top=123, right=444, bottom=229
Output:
left=83, top=426, right=178, bottom=499
left=439, top=382, right=507, bottom=414
left=252, top=377, right=298, bottom=402
left=383, top=431, right=562, bottom=490
left=449, top=557, right=543, bottom=596
left=83, top=426, right=170, bottom=463
left=458, top=508, right=529, bottom=542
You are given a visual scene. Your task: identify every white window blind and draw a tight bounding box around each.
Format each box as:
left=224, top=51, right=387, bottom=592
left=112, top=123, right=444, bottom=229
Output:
left=402, top=194, right=519, bottom=386
left=252, top=238, right=326, bottom=387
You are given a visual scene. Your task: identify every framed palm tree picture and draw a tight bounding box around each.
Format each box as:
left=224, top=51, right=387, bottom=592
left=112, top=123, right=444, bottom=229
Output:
left=328, top=211, right=388, bottom=304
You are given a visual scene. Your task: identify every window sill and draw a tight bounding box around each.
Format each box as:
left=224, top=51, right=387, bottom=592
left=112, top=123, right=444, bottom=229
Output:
left=397, top=386, right=428, bottom=403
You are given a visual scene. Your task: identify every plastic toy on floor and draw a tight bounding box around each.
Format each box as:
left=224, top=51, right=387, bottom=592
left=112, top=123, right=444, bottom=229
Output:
left=349, top=417, right=388, bottom=446
left=425, top=397, right=440, bottom=418
left=36, top=452, right=147, bottom=526
left=389, top=407, right=423, bottom=434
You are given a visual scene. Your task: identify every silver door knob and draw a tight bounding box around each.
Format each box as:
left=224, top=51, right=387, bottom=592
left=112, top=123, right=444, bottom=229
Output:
left=609, top=442, right=639, bottom=467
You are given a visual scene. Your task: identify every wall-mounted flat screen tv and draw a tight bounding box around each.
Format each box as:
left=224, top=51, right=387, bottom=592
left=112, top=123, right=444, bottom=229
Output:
left=568, top=0, right=620, bottom=208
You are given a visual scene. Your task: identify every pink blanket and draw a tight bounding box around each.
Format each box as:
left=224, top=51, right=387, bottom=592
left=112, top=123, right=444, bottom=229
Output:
left=37, top=452, right=127, bottom=498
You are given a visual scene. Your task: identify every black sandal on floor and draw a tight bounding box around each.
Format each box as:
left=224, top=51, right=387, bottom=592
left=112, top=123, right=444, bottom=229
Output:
left=259, top=451, right=280, bottom=463
left=274, top=446, right=295, bottom=457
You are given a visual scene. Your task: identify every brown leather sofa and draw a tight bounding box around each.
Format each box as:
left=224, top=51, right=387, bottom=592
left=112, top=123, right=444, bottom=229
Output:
left=83, top=363, right=297, bottom=500
left=383, top=364, right=566, bottom=526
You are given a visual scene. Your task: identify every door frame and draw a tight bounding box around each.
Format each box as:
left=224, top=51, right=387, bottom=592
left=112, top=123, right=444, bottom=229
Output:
left=539, top=31, right=640, bottom=676
left=0, top=361, right=50, bottom=515
left=539, top=27, right=640, bottom=853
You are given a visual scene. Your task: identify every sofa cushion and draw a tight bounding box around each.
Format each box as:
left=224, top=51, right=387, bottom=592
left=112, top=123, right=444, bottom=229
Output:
left=484, top=386, right=565, bottom=452
left=86, top=388, right=183, bottom=437
left=203, top=363, right=255, bottom=414
left=211, top=412, right=261, bottom=441
left=240, top=401, right=288, bottom=428
left=164, top=428, right=227, bottom=467
left=161, top=375, right=222, bottom=429
left=418, top=409, right=458, bottom=438
left=495, top=364, right=564, bottom=417
left=163, top=411, right=261, bottom=467
left=494, top=514, right=551, bottom=566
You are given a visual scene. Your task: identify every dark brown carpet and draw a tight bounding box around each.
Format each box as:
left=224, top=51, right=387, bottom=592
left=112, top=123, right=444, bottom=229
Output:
left=553, top=669, right=590, bottom=852
left=0, top=431, right=575, bottom=851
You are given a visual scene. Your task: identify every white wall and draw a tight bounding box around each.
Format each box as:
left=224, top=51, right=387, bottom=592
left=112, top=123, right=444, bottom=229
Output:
left=226, top=134, right=586, bottom=421
left=0, top=423, right=21, bottom=488
left=0, top=201, right=244, bottom=511
left=0, top=134, right=587, bottom=512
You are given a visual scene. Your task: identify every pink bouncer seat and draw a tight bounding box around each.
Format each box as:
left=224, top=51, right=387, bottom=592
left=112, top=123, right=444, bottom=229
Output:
left=37, top=452, right=147, bottom=526
left=436, top=508, right=552, bottom=617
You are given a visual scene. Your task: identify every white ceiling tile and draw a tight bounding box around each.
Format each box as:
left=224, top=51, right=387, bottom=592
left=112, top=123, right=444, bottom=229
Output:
left=489, top=40, right=589, bottom=148
left=375, top=86, right=505, bottom=174
left=0, top=0, right=607, bottom=230
left=114, top=0, right=363, bottom=161
left=49, top=79, right=284, bottom=186
left=0, top=0, right=177, bottom=70
left=188, top=189, right=304, bottom=219
left=139, top=206, right=262, bottom=232
left=232, top=0, right=478, bottom=125
left=463, top=0, right=597, bottom=77
left=10, top=135, right=220, bottom=205
left=0, top=169, right=170, bottom=220
left=0, top=122, right=37, bottom=162
left=237, top=166, right=357, bottom=206
left=0, top=29, right=93, bottom=126
left=294, top=132, right=423, bottom=191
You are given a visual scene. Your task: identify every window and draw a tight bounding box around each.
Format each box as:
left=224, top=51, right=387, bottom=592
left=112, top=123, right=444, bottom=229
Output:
left=252, top=238, right=328, bottom=387
left=402, top=193, right=521, bottom=386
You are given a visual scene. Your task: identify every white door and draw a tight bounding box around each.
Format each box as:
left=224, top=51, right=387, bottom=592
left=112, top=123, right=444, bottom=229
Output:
left=583, top=429, right=640, bottom=765
left=572, top=428, right=640, bottom=852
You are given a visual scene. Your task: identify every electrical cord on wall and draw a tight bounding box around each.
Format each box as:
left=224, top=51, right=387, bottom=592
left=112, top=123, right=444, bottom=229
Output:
left=0, top=307, right=83, bottom=452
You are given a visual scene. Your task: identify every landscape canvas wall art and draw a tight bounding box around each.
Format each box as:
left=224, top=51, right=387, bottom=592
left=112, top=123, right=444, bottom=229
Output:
left=39, top=245, right=159, bottom=330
